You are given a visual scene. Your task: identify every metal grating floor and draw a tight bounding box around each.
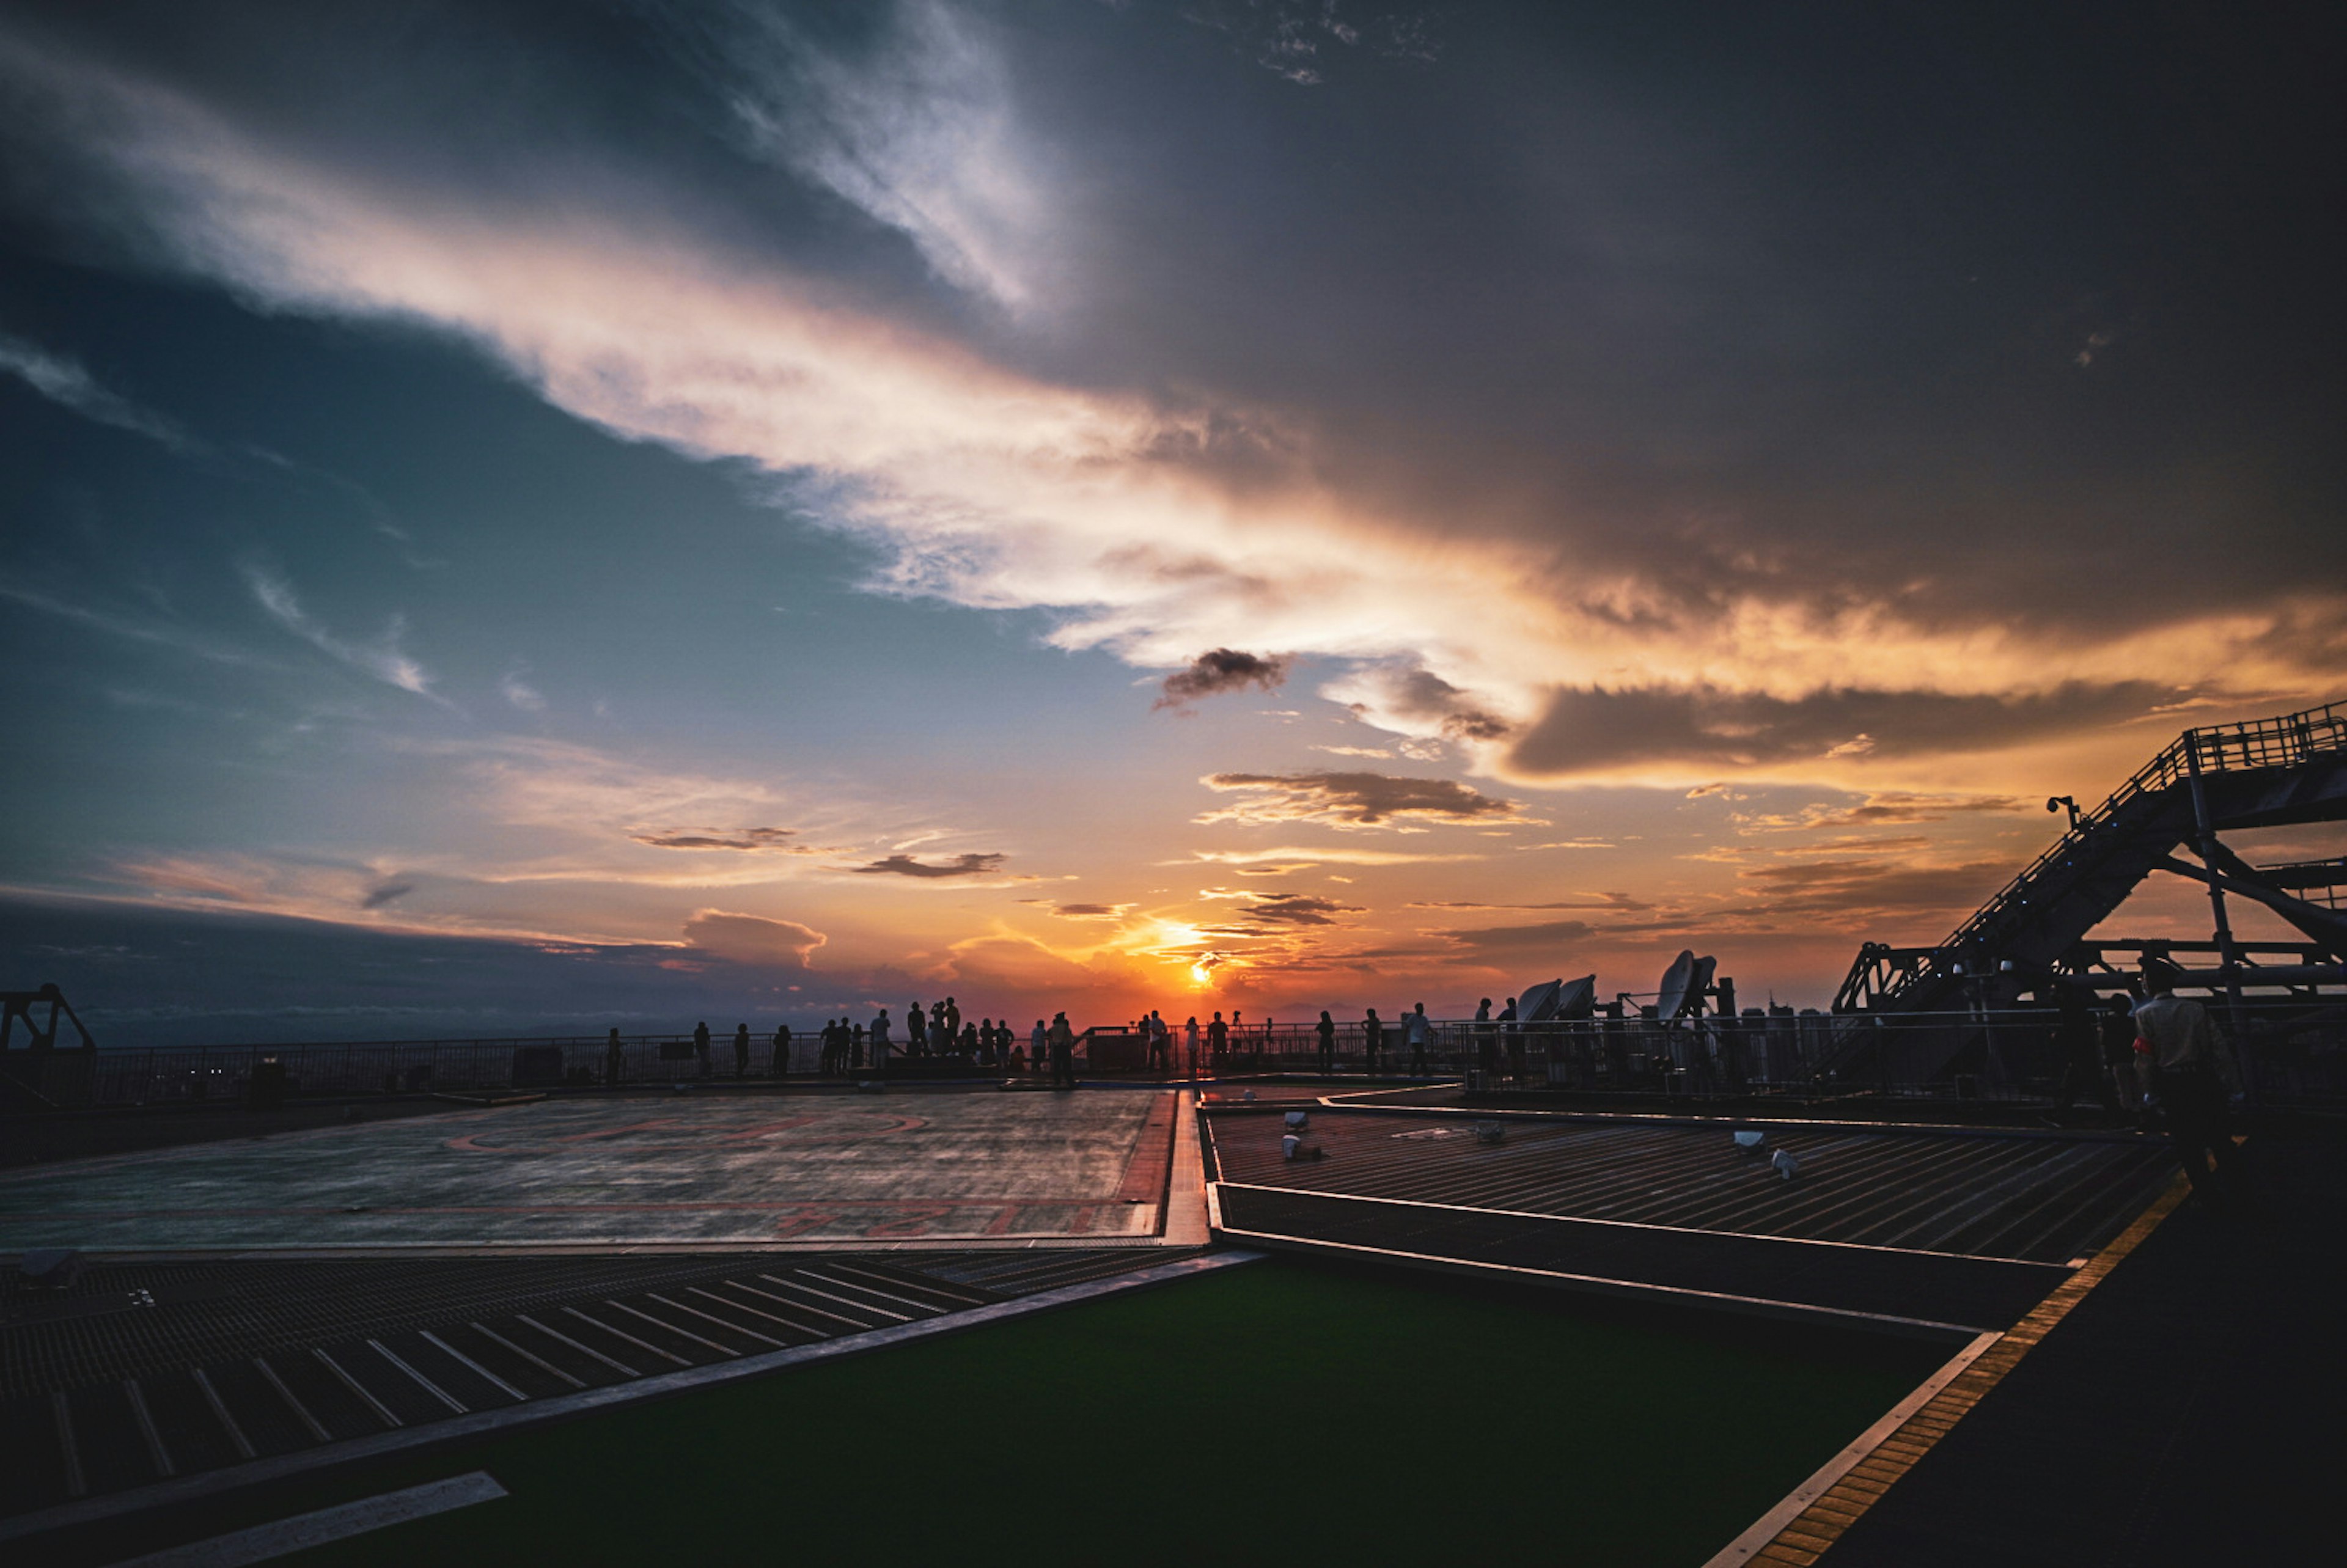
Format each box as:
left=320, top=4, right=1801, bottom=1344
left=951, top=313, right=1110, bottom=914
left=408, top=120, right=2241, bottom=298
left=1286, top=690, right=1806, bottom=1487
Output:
left=1208, top=1112, right=2176, bottom=1264
left=0, top=1246, right=1197, bottom=1523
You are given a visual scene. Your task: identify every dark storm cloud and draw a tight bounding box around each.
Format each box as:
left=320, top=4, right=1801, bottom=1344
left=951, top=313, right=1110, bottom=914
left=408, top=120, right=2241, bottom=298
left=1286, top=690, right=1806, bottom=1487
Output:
left=1199, top=771, right=1529, bottom=828
left=847, top=852, right=1006, bottom=879
left=1155, top=648, right=1291, bottom=709
left=1507, top=682, right=2176, bottom=777
left=631, top=827, right=811, bottom=852
left=1032, top=2, right=2347, bottom=644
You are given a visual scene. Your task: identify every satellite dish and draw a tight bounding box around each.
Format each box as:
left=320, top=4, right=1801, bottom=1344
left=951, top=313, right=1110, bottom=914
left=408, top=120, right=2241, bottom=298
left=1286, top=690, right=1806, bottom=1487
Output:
left=1554, top=975, right=1596, bottom=1020
left=1691, top=956, right=1717, bottom=1015
left=1656, top=950, right=1698, bottom=1021
left=1518, top=978, right=1565, bottom=1022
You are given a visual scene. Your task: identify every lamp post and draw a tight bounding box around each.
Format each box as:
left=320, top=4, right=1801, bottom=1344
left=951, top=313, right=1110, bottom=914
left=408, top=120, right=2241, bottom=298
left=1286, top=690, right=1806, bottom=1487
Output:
left=2046, top=795, right=2081, bottom=831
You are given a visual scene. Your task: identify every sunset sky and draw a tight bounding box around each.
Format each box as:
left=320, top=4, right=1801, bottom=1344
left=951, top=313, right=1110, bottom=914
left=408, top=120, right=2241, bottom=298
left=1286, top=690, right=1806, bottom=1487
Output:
left=3, top=1, right=2341, bottom=1044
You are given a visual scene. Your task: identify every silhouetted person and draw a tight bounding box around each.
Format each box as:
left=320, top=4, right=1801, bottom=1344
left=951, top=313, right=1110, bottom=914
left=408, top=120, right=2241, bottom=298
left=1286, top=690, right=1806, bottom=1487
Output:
left=1207, top=1011, right=1229, bottom=1066
left=908, top=1002, right=928, bottom=1057
left=869, top=1009, right=891, bottom=1074
left=941, top=995, right=961, bottom=1044
left=1030, top=1018, right=1048, bottom=1077
left=1475, top=998, right=1497, bottom=1077
left=1315, top=1010, right=1336, bottom=1075
left=1048, top=1012, right=1076, bottom=1088
left=733, top=1022, right=751, bottom=1079
left=853, top=1022, right=867, bottom=1069
left=693, top=1020, right=711, bottom=1078
left=1148, top=1010, right=1170, bottom=1073
left=960, top=1021, right=979, bottom=1059
left=2134, top=959, right=2242, bottom=1201
left=2045, top=982, right=2115, bottom=1123
left=605, top=1027, right=624, bottom=1088
left=1362, top=1008, right=1383, bottom=1073
left=1184, top=1016, right=1200, bottom=1079
left=771, top=1021, right=792, bottom=1077
left=1499, top=997, right=1522, bottom=1081
left=250, top=1053, right=286, bottom=1111
left=2101, top=989, right=2139, bottom=1120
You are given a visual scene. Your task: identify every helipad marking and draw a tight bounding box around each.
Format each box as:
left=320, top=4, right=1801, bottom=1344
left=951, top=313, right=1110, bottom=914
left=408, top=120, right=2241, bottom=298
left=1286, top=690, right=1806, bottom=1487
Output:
left=106, top=1470, right=507, bottom=1566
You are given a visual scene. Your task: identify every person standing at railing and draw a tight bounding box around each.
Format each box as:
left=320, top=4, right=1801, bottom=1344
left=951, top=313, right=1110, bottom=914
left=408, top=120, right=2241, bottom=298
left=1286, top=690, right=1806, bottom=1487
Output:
left=2101, top=991, right=2139, bottom=1120
left=1047, top=1011, right=1076, bottom=1089
left=2132, top=960, right=2243, bottom=1204
left=1498, top=997, right=1522, bottom=1082
left=1406, top=1003, right=1431, bottom=1075
left=1184, top=1016, right=1200, bottom=1080
left=771, top=1020, right=791, bottom=1078
left=732, top=1023, right=751, bottom=1079
left=1315, top=1011, right=1335, bottom=1075
left=604, top=1028, right=623, bottom=1088
left=1207, top=1011, right=1229, bottom=1068
left=1362, top=1008, right=1383, bottom=1074
left=693, top=1020, right=712, bottom=1079
left=2043, top=981, right=2115, bottom=1126
left=1474, top=998, right=1496, bottom=1079
left=867, top=1010, right=891, bottom=1074
left=1148, top=1010, right=1170, bottom=1073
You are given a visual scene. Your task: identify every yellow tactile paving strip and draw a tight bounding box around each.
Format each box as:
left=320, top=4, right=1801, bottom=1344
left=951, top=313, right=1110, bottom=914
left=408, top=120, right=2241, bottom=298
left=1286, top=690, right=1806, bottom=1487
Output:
left=1736, top=1170, right=2193, bottom=1566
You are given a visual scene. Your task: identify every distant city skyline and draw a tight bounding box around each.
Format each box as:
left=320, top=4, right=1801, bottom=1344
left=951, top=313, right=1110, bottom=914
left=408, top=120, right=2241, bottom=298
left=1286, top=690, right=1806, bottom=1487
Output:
left=3, top=1, right=2341, bottom=1042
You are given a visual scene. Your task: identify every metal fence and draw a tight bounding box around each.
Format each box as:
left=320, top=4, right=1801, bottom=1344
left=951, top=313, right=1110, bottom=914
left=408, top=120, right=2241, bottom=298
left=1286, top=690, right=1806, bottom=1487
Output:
left=5, top=1000, right=2342, bottom=1112
left=0, top=1031, right=818, bottom=1110
left=1179, top=1005, right=2347, bottom=1107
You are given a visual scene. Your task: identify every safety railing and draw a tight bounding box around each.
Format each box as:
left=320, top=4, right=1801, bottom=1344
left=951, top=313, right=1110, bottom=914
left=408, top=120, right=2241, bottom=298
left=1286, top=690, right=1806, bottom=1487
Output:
left=7, top=995, right=2341, bottom=1112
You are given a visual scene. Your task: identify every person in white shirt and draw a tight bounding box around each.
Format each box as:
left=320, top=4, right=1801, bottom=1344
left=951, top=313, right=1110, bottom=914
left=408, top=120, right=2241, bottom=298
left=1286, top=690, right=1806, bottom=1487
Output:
left=2132, top=959, right=2241, bottom=1201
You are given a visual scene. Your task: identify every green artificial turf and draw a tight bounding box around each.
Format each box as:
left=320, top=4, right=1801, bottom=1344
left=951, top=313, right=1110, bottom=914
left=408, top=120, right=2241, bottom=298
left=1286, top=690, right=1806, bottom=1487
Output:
left=80, top=1259, right=1949, bottom=1567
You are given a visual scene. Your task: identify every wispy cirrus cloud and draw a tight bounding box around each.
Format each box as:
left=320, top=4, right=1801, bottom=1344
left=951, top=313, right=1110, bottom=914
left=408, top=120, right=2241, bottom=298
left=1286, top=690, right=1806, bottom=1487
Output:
left=242, top=565, right=433, bottom=696
left=0, top=330, right=199, bottom=450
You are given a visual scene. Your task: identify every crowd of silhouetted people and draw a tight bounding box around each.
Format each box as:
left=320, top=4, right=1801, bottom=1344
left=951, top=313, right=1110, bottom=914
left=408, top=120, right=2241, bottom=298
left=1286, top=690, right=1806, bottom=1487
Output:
left=596, top=995, right=1477, bottom=1090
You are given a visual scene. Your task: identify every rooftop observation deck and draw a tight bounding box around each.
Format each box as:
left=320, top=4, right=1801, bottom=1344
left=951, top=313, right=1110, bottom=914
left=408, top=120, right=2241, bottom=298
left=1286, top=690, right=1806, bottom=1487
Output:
left=0, top=1074, right=2326, bottom=1564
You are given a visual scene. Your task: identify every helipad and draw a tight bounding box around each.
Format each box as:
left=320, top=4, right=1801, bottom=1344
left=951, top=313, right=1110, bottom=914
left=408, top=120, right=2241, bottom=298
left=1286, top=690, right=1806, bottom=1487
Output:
left=0, top=1088, right=1178, bottom=1253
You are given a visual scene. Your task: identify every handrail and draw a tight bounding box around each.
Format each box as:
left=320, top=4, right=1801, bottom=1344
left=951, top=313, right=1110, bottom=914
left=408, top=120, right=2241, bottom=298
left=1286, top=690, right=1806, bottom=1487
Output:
left=1942, top=702, right=2342, bottom=954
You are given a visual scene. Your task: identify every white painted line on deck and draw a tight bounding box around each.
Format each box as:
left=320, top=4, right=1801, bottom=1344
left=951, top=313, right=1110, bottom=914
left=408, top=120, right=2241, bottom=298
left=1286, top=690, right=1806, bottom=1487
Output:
left=4, top=1250, right=1261, bottom=1548
left=106, top=1470, right=507, bottom=1567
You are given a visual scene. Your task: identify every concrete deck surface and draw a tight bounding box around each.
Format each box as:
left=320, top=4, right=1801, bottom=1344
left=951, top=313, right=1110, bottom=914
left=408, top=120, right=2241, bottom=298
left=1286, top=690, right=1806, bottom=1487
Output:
left=0, top=1089, right=1173, bottom=1251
